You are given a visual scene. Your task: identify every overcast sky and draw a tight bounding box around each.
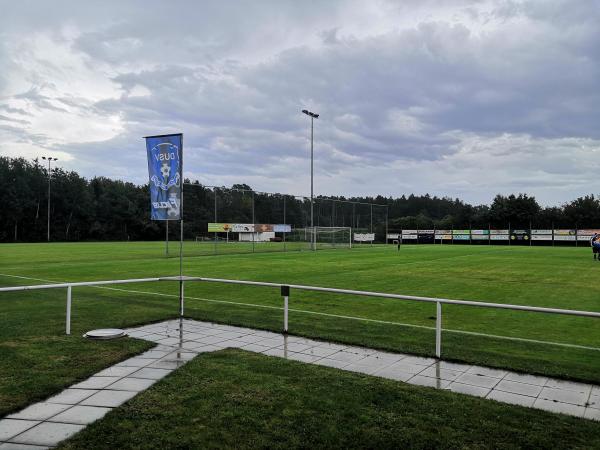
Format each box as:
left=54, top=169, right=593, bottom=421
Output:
left=1, top=0, right=599, bottom=205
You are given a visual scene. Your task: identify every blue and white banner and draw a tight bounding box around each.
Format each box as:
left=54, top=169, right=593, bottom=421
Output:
left=145, top=133, right=182, bottom=220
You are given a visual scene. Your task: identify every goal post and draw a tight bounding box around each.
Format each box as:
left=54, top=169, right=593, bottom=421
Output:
left=288, top=226, right=352, bottom=250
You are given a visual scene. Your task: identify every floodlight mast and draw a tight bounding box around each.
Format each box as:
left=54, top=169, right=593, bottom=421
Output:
left=302, top=109, right=319, bottom=250
left=41, top=156, right=58, bottom=242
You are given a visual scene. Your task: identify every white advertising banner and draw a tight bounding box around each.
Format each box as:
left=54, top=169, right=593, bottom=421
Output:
left=532, top=235, right=552, bottom=241
left=231, top=223, right=255, bottom=232
left=554, top=235, right=576, bottom=241
left=354, top=233, right=375, bottom=242
left=531, top=229, right=553, bottom=235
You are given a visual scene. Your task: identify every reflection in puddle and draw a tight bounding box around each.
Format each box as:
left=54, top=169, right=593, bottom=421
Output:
left=178, top=316, right=184, bottom=359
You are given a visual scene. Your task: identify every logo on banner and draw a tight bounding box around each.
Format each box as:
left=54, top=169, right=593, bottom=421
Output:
left=149, top=142, right=180, bottom=191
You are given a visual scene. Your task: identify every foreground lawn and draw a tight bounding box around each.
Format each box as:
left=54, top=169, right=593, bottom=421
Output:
left=59, top=349, right=600, bottom=449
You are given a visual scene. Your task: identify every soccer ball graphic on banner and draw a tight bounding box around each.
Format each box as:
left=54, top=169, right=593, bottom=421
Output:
left=161, top=163, right=170, bottom=179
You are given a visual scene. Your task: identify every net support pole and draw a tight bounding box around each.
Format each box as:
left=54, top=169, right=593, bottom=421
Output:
left=435, top=301, right=442, bottom=358
left=66, top=285, right=72, bottom=335
left=386, top=206, right=389, bottom=246
left=214, top=188, right=217, bottom=255
left=283, top=195, right=287, bottom=252
left=530, top=220, right=533, bottom=247
left=166, top=220, right=169, bottom=257
left=281, top=285, right=290, bottom=333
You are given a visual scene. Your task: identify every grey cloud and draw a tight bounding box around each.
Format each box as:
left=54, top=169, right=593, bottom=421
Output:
left=0, top=114, right=30, bottom=125
left=14, top=87, right=71, bottom=113
left=0, top=105, right=32, bottom=116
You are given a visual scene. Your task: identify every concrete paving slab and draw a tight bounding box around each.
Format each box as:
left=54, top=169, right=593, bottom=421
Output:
left=45, top=389, right=98, bottom=405
left=71, top=376, right=120, bottom=390
left=408, top=375, right=451, bottom=389
left=533, top=398, right=586, bottom=417
left=538, top=387, right=589, bottom=406
left=487, top=390, right=536, bottom=407
left=502, top=372, right=548, bottom=386
left=48, top=406, right=111, bottom=425
left=80, top=390, right=137, bottom=408
left=494, top=380, right=543, bottom=398
left=94, top=366, right=139, bottom=378
left=129, top=367, right=173, bottom=380
left=107, top=377, right=157, bottom=392
left=454, top=373, right=501, bottom=389
left=0, top=420, right=40, bottom=442
left=0, top=442, right=50, bottom=450
left=7, top=403, right=71, bottom=421
left=446, top=382, right=491, bottom=398
left=9, top=422, right=85, bottom=447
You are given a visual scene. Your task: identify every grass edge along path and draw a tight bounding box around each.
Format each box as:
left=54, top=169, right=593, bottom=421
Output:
left=0, top=337, right=154, bottom=418
left=58, top=349, right=600, bottom=450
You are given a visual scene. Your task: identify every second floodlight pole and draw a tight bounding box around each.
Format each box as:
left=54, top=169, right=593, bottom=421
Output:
left=311, top=116, right=314, bottom=250
left=302, top=109, right=319, bottom=250
left=41, top=156, right=58, bottom=242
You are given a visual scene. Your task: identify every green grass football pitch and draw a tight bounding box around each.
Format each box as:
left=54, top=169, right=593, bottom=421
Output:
left=1, top=241, right=599, bottom=417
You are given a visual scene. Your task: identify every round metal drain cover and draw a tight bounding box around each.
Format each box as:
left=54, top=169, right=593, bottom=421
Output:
left=84, top=328, right=127, bottom=340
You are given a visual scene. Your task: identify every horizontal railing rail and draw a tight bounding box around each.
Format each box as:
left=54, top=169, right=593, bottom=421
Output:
left=1, top=275, right=599, bottom=358
left=165, top=276, right=600, bottom=319
left=0, top=278, right=163, bottom=292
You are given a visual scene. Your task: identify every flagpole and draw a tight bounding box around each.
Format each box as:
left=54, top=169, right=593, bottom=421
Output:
left=179, top=134, right=184, bottom=318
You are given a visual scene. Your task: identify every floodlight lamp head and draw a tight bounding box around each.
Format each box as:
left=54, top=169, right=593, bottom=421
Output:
left=42, top=156, right=47, bottom=160
left=302, top=109, right=319, bottom=119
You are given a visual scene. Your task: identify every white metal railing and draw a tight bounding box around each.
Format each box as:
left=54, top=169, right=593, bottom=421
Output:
left=1, top=275, right=599, bottom=358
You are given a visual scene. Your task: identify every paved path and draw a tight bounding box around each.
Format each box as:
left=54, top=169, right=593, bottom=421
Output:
left=1, top=319, right=599, bottom=448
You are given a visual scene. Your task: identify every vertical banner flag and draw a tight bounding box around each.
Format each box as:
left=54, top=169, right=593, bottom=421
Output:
left=145, top=133, right=183, bottom=220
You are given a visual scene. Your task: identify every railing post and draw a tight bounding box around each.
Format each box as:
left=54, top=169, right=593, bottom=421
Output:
left=435, top=301, right=442, bottom=358
left=281, top=285, right=290, bottom=333
left=66, top=285, right=72, bottom=335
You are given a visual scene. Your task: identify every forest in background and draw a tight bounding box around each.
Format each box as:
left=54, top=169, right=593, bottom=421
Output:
left=2, top=156, right=600, bottom=242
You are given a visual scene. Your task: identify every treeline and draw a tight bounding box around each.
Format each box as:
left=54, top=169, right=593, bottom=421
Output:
left=1, top=156, right=599, bottom=242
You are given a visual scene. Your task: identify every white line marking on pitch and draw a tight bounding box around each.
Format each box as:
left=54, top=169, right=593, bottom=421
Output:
left=1, top=272, right=599, bottom=352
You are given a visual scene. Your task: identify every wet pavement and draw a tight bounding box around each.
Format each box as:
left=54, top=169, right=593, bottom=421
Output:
left=1, top=319, right=598, bottom=448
